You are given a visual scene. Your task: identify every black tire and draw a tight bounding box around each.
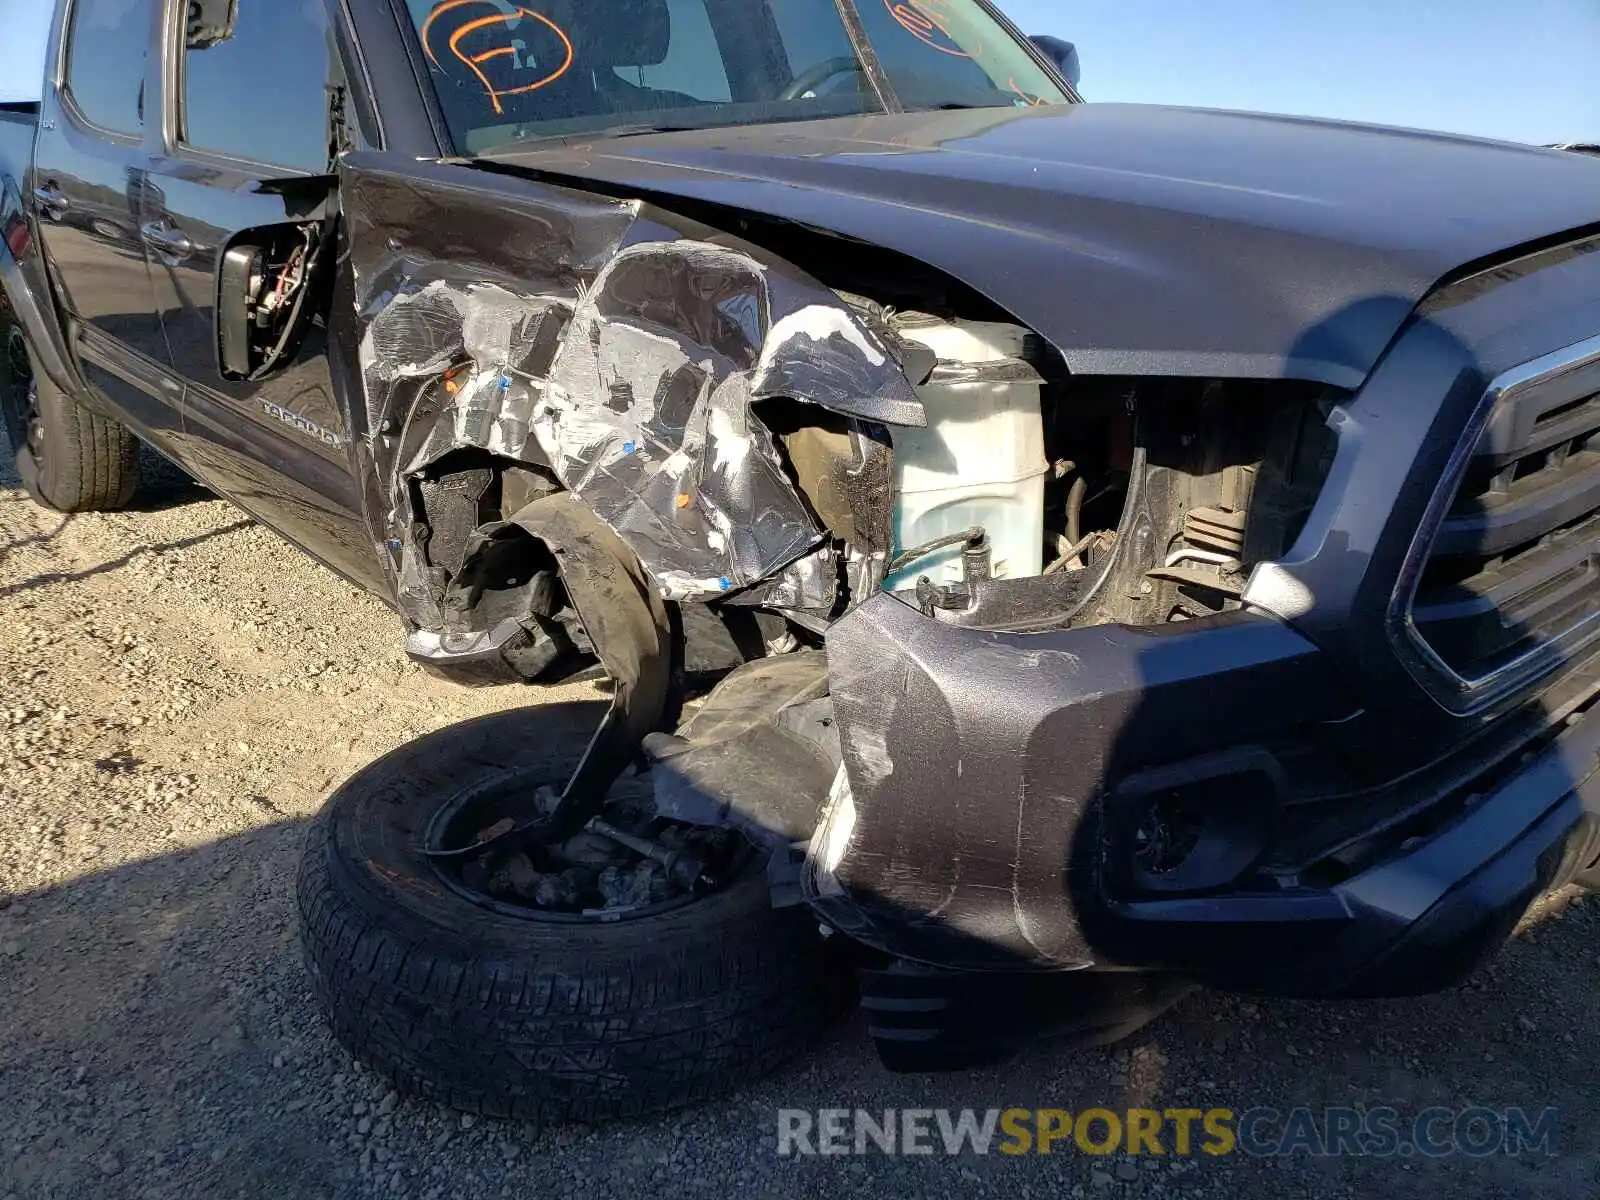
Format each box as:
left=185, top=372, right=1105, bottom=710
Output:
left=297, top=701, right=842, bottom=1123
left=0, top=323, right=137, bottom=512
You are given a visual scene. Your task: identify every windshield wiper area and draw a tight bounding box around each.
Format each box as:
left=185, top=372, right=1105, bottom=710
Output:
left=904, top=100, right=1025, bottom=112
left=469, top=124, right=700, bottom=157
left=582, top=123, right=701, bottom=140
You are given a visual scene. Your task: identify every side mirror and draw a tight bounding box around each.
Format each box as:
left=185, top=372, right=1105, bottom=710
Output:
left=1029, top=36, right=1081, bottom=90
left=186, top=0, right=240, bottom=50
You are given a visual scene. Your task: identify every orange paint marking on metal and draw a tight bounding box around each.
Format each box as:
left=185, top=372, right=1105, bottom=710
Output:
left=420, top=0, right=575, bottom=116
left=894, top=3, right=935, bottom=34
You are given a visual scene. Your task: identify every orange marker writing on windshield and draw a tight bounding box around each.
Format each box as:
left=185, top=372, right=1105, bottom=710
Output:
left=420, top=1, right=574, bottom=115
left=886, top=0, right=973, bottom=58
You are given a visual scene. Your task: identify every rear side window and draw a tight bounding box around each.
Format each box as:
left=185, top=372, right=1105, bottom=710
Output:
left=180, top=0, right=335, bottom=172
left=65, top=0, right=151, bottom=134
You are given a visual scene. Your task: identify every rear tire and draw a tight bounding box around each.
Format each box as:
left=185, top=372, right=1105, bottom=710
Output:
left=297, top=701, right=843, bottom=1123
left=0, top=323, right=137, bottom=512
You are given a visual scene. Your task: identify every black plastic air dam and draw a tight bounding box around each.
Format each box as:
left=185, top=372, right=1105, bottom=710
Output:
left=808, top=593, right=1351, bottom=971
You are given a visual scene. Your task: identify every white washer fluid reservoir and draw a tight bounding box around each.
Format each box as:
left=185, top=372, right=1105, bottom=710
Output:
left=883, top=315, right=1049, bottom=591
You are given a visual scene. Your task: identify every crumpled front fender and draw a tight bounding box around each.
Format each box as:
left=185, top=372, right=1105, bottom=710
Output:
left=338, top=154, right=924, bottom=620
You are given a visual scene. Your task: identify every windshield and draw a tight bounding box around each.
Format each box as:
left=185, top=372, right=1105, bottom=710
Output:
left=401, top=0, right=1071, bottom=154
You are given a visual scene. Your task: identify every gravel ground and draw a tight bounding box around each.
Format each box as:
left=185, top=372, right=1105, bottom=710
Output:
left=1, top=431, right=1598, bottom=1200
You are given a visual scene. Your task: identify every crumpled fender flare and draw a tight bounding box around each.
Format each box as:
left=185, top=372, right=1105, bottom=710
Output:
left=509, top=490, right=672, bottom=817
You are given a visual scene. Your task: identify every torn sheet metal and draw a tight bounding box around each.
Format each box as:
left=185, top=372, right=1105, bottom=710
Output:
left=342, top=154, right=925, bottom=613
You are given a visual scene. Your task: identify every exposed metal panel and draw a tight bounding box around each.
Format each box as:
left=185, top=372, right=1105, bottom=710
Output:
left=340, top=154, right=923, bottom=616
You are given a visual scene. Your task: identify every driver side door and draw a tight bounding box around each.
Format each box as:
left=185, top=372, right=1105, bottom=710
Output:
left=142, top=0, right=384, bottom=592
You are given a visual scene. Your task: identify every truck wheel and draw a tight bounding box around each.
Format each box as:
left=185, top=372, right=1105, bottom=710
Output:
left=297, top=702, right=842, bottom=1123
left=0, top=325, right=137, bottom=511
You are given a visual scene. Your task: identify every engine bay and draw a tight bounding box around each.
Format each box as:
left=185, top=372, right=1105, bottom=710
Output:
left=391, top=303, right=1339, bottom=676
left=405, top=357, right=1334, bottom=691
left=338, top=161, right=1341, bottom=687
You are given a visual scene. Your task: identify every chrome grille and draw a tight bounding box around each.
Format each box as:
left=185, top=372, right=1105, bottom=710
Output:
left=1406, top=335, right=1600, bottom=706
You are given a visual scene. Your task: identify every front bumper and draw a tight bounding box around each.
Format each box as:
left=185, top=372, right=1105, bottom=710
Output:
left=804, top=230, right=1600, bottom=997
left=807, top=592, right=1600, bottom=996
left=1105, top=697, right=1600, bottom=997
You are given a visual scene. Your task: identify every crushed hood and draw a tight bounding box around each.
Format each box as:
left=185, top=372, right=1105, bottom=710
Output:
left=481, top=103, right=1600, bottom=389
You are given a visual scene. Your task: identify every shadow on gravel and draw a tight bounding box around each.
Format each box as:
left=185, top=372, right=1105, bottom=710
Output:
left=0, top=818, right=351, bottom=1199
left=124, top=445, right=213, bottom=514
left=0, top=516, right=254, bottom=600
left=0, top=809, right=1597, bottom=1200
left=0, top=511, right=73, bottom=564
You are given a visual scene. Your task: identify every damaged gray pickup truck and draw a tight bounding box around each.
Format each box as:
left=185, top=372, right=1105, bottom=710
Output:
left=7, top=0, right=1600, bottom=1121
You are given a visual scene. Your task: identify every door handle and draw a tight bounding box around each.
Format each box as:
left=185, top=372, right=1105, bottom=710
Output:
left=32, top=183, right=69, bottom=218
left=140, top=222, right=195, bottom=262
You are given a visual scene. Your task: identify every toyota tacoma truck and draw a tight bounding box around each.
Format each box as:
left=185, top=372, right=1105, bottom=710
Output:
left=6, top=0, right=1600, bottom=1122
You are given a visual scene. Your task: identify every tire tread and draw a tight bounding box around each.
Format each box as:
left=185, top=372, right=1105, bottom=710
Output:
left=295, top=704, right=839, bottom=1123
left=28, top=370, right=138, bottom=512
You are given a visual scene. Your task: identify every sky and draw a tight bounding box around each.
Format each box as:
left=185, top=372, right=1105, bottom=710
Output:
left=4, top=0, right=1596, bottom=143
left=999, top=0, right=1600, bottom=144
left=0, top=1, right=51, bottom=104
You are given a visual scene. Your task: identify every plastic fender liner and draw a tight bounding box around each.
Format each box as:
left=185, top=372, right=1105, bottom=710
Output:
left=643, top=651, right=840, bottom=850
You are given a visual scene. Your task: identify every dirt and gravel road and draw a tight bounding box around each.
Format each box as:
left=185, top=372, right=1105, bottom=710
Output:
left=1, top=430, right=1598, bottom=1200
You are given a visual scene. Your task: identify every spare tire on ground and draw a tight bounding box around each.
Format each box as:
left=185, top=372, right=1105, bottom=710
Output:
left=297, top=701, right=844, bottom=1123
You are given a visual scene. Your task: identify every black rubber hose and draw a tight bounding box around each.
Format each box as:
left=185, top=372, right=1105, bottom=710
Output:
left=888, top=526, right=985, bottom=576
left=1058, top=445, right=1148, bottom=626
left=1065, top=473, right=1087, bottom=551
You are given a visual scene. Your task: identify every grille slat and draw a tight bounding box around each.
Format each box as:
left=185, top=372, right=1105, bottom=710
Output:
left=1413, top=365, right=1600, bottom=683
left=1513, top=396, right=1600, bottom=464
left=1433, top=446, right=1600, bottom=557
left=1478, top=366, right=1600, bottom=464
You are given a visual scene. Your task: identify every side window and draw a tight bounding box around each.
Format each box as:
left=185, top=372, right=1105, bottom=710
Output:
left=180, top=0, right=334, bottom=172
left=613, top=0, right=731, bottom=103
left=64, top=0, right=151, bottom=134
